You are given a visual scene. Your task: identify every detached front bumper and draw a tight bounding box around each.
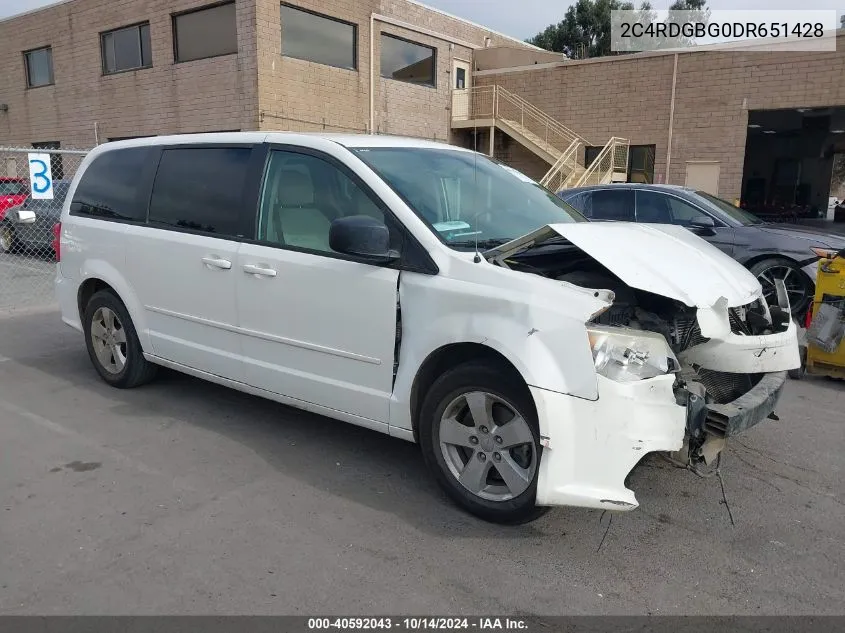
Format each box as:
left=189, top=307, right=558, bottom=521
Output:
left=532, top=368, right=789, bottom=511
left=703, top=370, right=787, bottom=437
left=531, top=374, right=686, bottom=511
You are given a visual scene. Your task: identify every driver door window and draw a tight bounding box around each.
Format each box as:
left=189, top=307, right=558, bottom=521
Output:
left=666, top=196, right=709, bottom=225
left=636, top=190, right=709, bottom=226
left=258, top=150, right=387, bottom=253
left=635, top=190, right=672, bottom=223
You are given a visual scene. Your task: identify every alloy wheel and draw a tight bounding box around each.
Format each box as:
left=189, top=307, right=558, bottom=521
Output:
left=0, top=225, right=14, bottom=252
left=438, top=390, right=537, bottom=502
left=756, top=265, right=807, bottom=310
left=90, top=307, right=128, bottom=374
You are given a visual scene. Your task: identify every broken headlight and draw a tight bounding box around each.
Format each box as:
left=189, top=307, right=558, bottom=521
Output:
left=587, top=325, right=680, bottom=383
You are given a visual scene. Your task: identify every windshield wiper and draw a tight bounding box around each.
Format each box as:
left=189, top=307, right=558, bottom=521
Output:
left=448, top=238, right=512, bottom=249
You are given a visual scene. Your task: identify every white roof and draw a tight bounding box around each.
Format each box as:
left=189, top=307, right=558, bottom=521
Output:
left=95, top=132, right=472, bottom=152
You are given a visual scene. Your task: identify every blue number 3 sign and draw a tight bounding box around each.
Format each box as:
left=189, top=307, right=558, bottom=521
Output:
left=30, top=159, right=51, bottom=193
left=27, top=153, right=54, bottom=199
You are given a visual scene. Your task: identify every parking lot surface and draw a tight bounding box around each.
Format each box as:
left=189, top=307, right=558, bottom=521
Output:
left=0, top=254, right=55, bottom=311
left=1, top=305, right=843, bottom=615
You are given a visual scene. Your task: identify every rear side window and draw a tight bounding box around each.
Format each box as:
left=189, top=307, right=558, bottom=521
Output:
left=71, top=147, right=154, bottom=221
left=590, top=189, right=635, bottom=221
left=148, top=147, right=251, bottom=236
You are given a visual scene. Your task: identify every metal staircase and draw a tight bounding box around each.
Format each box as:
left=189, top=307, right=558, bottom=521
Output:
left=451, top=85, right=629, bottom=191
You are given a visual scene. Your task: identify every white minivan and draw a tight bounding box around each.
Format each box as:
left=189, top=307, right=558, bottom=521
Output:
left=55, top=133, right=800, bottom=523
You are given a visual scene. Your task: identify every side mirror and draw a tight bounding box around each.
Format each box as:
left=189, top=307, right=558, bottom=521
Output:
left=13, top=208, right=36, bottom=225
left=689, top=216, right=716, bottom=229
left=329, top=215, right=398, bottom=262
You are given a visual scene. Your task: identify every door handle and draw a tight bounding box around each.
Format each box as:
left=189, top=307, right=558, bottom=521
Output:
left=243, top=263, right=277, bottom=277
left=201, top=256, right=232, bottom=270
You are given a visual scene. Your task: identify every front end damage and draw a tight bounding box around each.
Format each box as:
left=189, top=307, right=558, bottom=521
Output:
left=484, top=222, right=801, bottom=510
left=668, top=292, right=796, bottom=473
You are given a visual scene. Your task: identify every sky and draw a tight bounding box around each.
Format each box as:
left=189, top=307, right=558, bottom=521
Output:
left=0, top=0, right=842, bottom=41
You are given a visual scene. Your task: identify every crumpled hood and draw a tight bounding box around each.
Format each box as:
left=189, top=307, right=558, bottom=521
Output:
left=485, top=222, right=763, bottom=308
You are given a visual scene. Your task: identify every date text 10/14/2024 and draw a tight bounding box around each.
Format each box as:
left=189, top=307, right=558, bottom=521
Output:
left=307, top=618, right=529, bottom=630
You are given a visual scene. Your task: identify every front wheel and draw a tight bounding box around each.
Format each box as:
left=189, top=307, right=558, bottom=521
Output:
left=419, top=362, right=547, bottom=524
left=0, top=222, right=18, bottom=254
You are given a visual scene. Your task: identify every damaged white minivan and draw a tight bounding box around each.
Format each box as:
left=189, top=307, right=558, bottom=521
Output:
left=55, top=133, right=800, bottom=523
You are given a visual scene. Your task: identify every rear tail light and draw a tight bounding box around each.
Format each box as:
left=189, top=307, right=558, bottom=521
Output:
left=804, top=305, right=813, bottom=329
left=52, top=222, right=61, bottom=262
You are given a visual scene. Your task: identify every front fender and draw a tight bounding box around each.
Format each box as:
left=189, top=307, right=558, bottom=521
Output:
left=390, top=272, right=603, bottom=433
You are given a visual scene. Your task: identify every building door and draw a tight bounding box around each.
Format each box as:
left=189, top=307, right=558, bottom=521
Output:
left=685, top=161, right=720, bottom=195
left=451, top=59, right=471, bottom=121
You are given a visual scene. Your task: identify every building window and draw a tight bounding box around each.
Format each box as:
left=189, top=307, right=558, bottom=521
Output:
left=32, top=141, right=63, bottom=179
left=102, top=23, right=152, bottom=74
left=380, top=33, right=435, bottom=87
left=24, top=47, right=54, bottom=88
left=628, top=145, right=656, bottom=183
left=173, top=1, right=237, bottom=63
left=584, top=146, right=602, bottom=168
left=280, top=4, right=356, bottom=70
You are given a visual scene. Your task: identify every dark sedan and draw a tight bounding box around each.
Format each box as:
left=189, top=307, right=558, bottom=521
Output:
left=0, top=180, right=70, bottom=258
left=558, top=183, right=845, bottom=316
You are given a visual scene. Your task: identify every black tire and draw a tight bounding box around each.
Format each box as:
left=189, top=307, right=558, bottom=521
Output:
left=788, top=346, right=808, bottom=380
left=418, top=362, right=548, bottom=524
left=0, top=221, right=19, bottom=254
left=749, top=257, right=812, bottom=316
left=83, top=289, right=157, bottom=388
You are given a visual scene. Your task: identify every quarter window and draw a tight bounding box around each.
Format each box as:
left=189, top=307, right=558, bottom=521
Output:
left=280, top=4, right=357, bottom=70
left=102, top=23, right=152, bottom=74
left=173, top=2, right=238, bottom=63
left=24, top=47, right=54, bottom=88
left=258, top=150, right=389, bottom=254
left=70, top=147, right=155, bottom=222
left=380, top=33, right=435, bottom=87
left=148, top=147, right=251, bottom=236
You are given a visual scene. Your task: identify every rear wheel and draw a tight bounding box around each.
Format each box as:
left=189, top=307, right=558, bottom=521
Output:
left=419, top=362, right=547, bottom=524
left=0, top=222, right=18, bottom=254
left=83, top=290, right=157, bottom=388
left=750, top=258, right=811, bottom=316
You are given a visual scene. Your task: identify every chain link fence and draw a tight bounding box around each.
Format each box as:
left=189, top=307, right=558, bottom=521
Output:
left=0, top=147, right=89, bottom=311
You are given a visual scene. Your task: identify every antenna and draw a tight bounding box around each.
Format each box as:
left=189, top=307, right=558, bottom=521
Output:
left=472, top=124, right=481, bottom=263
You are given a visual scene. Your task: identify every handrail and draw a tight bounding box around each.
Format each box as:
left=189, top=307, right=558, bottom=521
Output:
left=573, top=137, right=629, bottom=188
left=452, top=85, right=590, bottom=158
left=540, top=139, right=581, bottom=189
left=494, top=85, right=589, bottom=147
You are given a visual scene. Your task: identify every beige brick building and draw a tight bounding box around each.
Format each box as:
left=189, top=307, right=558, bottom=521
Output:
left=464, top=33, right=845, bottom=207
left=2, top=0, right=843, bottom=210
left=0, top=0, right=542, bottom=148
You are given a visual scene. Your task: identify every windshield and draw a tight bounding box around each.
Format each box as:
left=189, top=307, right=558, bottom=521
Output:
left=0, top=181, right=28, bottom=196
left=695, top=190, right=762, bottom=225
left=352, top=147, right=585, bottom=248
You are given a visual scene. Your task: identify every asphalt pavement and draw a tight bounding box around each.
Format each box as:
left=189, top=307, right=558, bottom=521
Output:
left=0, top=306, right=843, bottom=615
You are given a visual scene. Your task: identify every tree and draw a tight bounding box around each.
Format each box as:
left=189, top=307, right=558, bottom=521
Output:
left=528, top=0, right=709, bottom=58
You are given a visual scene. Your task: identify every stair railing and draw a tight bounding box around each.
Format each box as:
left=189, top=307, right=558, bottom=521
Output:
left=573, top=137, right=630, bottom=188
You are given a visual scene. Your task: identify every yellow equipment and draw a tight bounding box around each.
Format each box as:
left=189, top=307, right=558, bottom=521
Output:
left=791, top=247, right=845, bottom=380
